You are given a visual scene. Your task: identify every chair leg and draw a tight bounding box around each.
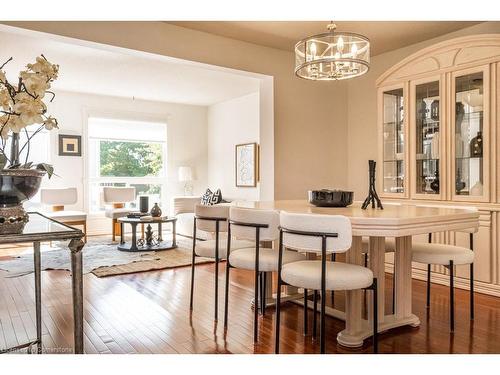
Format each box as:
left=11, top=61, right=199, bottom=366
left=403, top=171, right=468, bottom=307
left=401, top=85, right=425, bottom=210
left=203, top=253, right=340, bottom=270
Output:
left=372, top=278, right=379, bottom=354
left=189, top=254, right=196, bottom=311
left=254, top=271, right=259, bottom=343
left=260, top=272, right=266, bottom=316
left=331, top=253, right=336, bottom=307
left=223, top=262, right=230, bottom=329
left=303, top=288, right=308, bottom=335
left=313, top=290, right=318, bottom=339
left=470, top=263, right=474, bottom=320
left=112, top=219, right=116, bottom=242
left=449, top=260, right=455, bottom=333
left=392, top=265, right=396, bottom=314
left=83, top=221, right=87, bottom=243
left=214, top=257, right=219, bottom=322
left=189, top=224, right=196, bottom=312
left=320, top=289, right=326, bottom=354
left=275, top=271, right=282, bottom=354
left=426, top=264, right=431, bottom=309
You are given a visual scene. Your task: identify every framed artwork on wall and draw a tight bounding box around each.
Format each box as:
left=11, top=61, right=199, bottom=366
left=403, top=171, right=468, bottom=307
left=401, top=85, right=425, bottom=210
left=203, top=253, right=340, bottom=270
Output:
left=235, top=142, right=258, bottom=187
left=58, top=134, right=82, bottom=156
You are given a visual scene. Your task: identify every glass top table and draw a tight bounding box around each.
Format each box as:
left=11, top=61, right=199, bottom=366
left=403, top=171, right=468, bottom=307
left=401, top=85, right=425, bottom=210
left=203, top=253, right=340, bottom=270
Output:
left=0, top=212, right=85, bottom=354
left=0, top=212, right=84, bottom=244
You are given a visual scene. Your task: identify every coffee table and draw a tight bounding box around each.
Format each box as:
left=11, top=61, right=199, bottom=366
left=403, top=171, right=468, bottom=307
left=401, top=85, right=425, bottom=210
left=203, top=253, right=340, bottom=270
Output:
left=117, top=216, right=177, bottom=252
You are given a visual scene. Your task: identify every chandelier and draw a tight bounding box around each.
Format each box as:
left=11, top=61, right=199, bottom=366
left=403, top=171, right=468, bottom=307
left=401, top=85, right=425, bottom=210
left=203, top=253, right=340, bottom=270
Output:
left=294, top=23, right=370, bottom=81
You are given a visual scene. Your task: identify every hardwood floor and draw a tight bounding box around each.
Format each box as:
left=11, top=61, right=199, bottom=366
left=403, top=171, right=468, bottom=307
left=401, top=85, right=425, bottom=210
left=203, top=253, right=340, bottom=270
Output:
left=1, top=240, right=500, bottom=354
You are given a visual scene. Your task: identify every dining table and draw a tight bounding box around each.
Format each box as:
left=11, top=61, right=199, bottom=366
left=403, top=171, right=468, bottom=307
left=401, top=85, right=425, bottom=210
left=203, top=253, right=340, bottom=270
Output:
left=231, top=200, right=479, bottom=348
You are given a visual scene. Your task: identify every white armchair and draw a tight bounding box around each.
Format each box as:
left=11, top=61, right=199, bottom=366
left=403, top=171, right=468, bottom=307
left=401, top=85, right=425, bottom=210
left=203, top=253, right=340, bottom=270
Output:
left=103, top=187, right=135, bottom=241
left=41, top=187, right=87, bottom=242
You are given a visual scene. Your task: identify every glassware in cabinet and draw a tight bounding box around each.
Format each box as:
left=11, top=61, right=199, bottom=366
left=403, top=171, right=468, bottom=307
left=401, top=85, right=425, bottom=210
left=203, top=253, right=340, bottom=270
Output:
left=382, top=88, right=405, bottom=195
left=415, top=80, right=440, bottom=195
left=454, top=71, right=484, bottom=197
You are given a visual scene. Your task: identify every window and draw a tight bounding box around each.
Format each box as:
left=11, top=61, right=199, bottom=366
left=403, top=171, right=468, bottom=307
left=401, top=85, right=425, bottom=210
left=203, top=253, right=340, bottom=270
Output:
left=87, top=117, right=167, bottom=213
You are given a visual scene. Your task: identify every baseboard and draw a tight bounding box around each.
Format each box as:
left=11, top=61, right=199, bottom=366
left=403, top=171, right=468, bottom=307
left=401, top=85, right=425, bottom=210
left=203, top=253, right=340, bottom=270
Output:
left=384, top=263, right=500, bottom=298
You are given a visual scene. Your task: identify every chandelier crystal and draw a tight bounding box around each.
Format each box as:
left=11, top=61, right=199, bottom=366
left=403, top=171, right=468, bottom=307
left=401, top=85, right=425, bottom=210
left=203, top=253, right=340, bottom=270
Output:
left=294, top=23, right=370, bottom=81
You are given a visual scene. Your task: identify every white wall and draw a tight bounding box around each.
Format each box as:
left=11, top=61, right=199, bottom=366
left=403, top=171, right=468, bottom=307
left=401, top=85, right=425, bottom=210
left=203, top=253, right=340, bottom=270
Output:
left=207, top=92, right=260, bottom=200
left=36, top=90, right=208, bottom=233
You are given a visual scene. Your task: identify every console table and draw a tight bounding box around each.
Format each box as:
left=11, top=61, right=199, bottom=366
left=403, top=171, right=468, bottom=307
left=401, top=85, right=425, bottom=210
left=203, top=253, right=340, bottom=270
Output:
left=0, top=212, right=85, bottom=354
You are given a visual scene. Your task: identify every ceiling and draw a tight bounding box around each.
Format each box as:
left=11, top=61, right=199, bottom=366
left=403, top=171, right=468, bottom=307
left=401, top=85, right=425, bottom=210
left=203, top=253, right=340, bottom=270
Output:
left=168, top=21, right=482, bottom=56
left=0, top=27, right=260, bottom=106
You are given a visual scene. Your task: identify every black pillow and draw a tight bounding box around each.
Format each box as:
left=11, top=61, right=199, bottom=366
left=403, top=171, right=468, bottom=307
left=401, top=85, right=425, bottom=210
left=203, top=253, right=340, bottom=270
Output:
left=200, top=188, right=213, bottom=205
left=210, top=189, right=223, bottom=205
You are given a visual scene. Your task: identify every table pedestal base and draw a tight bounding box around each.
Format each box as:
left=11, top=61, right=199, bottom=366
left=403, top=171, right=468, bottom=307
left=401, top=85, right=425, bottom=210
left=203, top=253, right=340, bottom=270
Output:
left=292, top=298, right=420, bottom=348
left=337, top=313, right=420, bottom=348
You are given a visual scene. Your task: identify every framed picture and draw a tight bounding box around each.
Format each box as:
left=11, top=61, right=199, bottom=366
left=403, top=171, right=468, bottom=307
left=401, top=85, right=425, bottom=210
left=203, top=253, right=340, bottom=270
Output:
left=58, top=134, right=82, bottom=156
left=235, top=142, right=258, bottom=187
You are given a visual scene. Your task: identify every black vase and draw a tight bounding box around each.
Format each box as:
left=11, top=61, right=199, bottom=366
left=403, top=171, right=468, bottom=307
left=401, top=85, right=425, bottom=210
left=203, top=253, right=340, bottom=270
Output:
left=139, top=196, right=149, bottom=213
left=470, top=131, right=483, bottom=157
left=455, top=168, right=466, bottom=193
left=430, top=170, right=440, bottom=193
left=431, top=100, right=439, bottom=120
left=150, top=203, right=162, bottom=217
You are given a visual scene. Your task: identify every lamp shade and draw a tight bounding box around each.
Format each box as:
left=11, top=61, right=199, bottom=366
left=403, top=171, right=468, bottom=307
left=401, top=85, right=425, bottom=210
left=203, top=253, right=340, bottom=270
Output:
left=178, top=166, right=193, bottom=182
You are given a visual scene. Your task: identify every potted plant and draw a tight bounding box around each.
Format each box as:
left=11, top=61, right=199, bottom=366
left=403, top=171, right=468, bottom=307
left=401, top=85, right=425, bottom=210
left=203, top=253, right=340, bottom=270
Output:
left=0, top=55, right=59, bottom=234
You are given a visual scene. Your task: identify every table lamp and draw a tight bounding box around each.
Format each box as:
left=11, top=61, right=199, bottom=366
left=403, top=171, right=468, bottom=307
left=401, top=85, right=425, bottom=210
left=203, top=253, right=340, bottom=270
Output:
left=178, top=166, right=193, bottom=196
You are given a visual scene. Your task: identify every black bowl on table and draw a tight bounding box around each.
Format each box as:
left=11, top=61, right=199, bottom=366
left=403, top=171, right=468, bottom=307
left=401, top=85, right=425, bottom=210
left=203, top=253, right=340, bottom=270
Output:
left=308, top=189, right=354, bottom=207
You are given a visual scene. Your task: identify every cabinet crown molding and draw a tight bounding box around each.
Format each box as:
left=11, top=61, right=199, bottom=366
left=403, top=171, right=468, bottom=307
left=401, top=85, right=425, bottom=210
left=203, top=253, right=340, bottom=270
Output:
left=376, top=34, right=500, bottom=87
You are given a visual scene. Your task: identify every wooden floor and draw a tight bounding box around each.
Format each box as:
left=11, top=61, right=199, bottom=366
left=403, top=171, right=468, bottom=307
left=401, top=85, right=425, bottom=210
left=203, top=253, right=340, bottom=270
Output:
left=1, top=240, right=500, bottom=354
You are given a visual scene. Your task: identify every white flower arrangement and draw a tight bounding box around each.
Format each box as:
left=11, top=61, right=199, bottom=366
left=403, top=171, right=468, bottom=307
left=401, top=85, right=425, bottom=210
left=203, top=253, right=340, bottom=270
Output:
left=0, top=55, right=59, bottom=176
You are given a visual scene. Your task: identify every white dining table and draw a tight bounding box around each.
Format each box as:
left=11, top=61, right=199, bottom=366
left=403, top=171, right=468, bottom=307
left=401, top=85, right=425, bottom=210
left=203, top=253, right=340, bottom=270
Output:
left=231, top=200, right=479, bottom=348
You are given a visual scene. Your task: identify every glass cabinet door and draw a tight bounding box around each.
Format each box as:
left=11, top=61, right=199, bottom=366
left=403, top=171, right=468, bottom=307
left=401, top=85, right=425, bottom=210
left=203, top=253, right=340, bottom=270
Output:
left=453, top=71, right=485, bottom=198
left=415, top=80, right=440, bottom=195
left=382, top=88, right=405, bottom=195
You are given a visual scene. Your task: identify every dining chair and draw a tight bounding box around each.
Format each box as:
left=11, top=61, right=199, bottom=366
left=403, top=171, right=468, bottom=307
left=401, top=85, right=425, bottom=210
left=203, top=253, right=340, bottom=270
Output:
left=275, top=211, right=378, bottom=354
left=223, top=207, right=304, bottom=343
left=412, top=230, right=475, bottom=332
left=41, top=187, right=87, bottom=242
left=189, top=204, right=254, bottom=322
left=103, top=187, right=135, bottom=241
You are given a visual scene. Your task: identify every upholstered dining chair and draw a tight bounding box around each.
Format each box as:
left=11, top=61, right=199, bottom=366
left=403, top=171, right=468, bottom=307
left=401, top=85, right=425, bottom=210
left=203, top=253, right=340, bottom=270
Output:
left=41, top=187, right=87, bottom=242
left=189, top=204, right=255, bottom=322
left=275, top=211, right=379, bottom=354
left=412, top=230, right=475, bottom=332
left=223, top=207, right=304, bottom=343
left=103, top=187, right=135, bottom=241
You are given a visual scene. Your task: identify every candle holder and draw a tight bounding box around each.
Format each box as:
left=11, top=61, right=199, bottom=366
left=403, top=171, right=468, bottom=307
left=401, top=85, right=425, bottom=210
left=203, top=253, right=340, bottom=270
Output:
left=361, top=160, right=383, bottom=210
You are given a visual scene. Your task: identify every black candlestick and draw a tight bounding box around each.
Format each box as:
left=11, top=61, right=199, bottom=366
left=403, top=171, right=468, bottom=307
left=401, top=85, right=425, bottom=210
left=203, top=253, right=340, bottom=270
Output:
left=361, top=160, right=383, bottom=210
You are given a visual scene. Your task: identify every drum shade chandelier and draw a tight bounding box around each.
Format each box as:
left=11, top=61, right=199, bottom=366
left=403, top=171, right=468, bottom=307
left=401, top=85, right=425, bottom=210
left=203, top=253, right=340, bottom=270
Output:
left=294, top=22, right=370, bottom=81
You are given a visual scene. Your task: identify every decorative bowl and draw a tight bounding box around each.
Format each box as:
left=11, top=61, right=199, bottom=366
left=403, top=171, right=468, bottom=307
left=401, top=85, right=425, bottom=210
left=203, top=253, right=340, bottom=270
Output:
left=0, top=169, right=45, bottom=234
left=308, top=189, right=354, bottom=207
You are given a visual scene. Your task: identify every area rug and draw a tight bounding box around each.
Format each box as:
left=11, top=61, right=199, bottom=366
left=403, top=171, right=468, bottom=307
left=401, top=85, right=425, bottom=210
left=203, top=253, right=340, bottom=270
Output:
left=0, top=235, right=213, bottom=278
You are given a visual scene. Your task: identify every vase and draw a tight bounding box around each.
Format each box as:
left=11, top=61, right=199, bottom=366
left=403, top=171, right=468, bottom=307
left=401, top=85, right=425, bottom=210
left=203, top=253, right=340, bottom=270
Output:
left=139, top=196, right=149, bottom=213
left=470, top=181, right=483, bottom=196
left=431, top=99, right=439, bottom=120
left=0, top=169, right=45, bottom=234
left=150, top=203, right=162, bottom=217
left=431, top=131, right=440, bottom=159
left=430, top=170, right=440, bottom=193
left=470, top=131, right=483, bottom=157
left=455, top=168, right=466, bottom=193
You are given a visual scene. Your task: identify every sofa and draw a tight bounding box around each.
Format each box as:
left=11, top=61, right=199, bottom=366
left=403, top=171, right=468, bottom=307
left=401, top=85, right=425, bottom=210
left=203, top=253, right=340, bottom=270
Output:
left=171, top=196, right=233, bottom=240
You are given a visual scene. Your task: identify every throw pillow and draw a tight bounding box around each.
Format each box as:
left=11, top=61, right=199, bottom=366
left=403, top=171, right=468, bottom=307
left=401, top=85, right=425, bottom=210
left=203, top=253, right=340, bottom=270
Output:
left=200, top=188, right=213, bottom=205
left=210, top=189, right=223, bottom=205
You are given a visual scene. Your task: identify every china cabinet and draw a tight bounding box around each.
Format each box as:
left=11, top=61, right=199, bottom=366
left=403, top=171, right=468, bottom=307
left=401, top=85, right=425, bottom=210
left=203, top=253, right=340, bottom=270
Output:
left=376, top=34, right=500, bottom=298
